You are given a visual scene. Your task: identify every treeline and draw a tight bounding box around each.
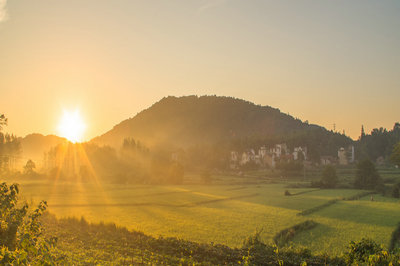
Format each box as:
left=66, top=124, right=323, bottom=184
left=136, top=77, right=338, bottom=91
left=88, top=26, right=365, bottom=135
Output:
left=42, top=138, right=184, bottom=185
left=356, top=123, right=400, bottom=162
left=0, top=115, right=21, bottom=174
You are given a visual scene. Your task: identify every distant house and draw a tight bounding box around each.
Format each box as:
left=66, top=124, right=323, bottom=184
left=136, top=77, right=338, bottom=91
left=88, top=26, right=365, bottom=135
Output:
left=338, top=146, right=355, bottom=165
left=258, top=146, right=267, bottom=157
left=293, top=146, right=307, bottom=161
left=229, top=151, right=239, bottom=169
left=269, top=144, right=288, bottom=158
left=240, top=151, right=251, bottom=165
left=230, top=143, right=307, bottom=169
left=230, top=151, right=239, bottom=162
left=338, top=148, right=348, bottom=165
left=262, top=153, right=275, bottom=168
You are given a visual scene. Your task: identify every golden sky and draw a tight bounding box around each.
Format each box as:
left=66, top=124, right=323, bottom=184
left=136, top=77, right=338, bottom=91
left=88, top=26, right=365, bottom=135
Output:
left=1, top=0, right=399, bottom=140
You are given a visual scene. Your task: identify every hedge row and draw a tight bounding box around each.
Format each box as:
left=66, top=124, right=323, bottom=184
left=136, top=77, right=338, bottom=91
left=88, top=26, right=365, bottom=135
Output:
left=389, top=222, right=400, bottom=251
left=273, top=220, right=318, bottom=247
left=342, top=191, right=376, bottom=201
left=297, top=199, right=339, bottom=216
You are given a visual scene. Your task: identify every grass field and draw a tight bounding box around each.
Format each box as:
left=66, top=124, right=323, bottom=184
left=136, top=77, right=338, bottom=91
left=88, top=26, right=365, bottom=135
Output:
left=5, top=168, right=399, bottom=256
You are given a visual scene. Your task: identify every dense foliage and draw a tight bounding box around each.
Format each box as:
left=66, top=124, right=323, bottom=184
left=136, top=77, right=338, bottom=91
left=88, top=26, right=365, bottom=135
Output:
left=0, top=183, right=58, bottom=265
left=320, top=165, right=338, bottom=188
left=391, top=141, right=400, bottom=166
left=389, top=222, right=400, bottom=251
left=344, top=238, right=400, bottom=265
left=357, top=123, right=400, bottom=162
left=354, top=159, right=383, bottom=190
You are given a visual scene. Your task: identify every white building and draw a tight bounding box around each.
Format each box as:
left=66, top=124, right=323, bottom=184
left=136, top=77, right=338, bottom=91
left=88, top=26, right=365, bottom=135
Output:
left=293, top=146, right=307, bottom=161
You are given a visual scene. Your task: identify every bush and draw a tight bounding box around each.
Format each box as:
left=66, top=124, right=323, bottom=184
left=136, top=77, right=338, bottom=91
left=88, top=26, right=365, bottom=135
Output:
left=321, top=165, right=338, bottom=188
left=0, top=182, right=59, bottom=264
left=389, top=222, right=400, bottom=251
left=344, top=238, right=383, bottom=264
left=354, top=160, right=382, bottom=190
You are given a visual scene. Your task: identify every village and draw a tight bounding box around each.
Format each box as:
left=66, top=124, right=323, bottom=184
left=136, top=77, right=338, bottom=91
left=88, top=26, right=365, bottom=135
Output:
left=229, top=144, right=355, bottom=169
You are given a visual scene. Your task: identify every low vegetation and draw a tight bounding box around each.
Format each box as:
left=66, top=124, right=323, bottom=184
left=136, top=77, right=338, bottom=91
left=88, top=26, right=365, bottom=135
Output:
left=297, top=199, right=339, bottom=216
left=273, top=220, right=318, bottom=247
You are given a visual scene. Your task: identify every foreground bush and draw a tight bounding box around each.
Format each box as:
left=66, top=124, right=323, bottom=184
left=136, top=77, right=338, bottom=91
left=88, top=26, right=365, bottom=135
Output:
left=0, top=183, right=60, bottom=264
left=344, top=238, right=400, bottom=265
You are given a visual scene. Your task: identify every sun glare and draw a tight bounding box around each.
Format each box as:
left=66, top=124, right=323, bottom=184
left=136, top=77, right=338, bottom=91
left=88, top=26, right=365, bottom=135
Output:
left=57, top=110, right=86, bottom=143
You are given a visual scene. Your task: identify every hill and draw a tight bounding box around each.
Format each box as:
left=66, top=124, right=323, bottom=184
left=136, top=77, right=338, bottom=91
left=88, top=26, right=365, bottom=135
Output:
left=91, top=95, right=335, bottom=148
left=19, top=133, right=66, bottom=166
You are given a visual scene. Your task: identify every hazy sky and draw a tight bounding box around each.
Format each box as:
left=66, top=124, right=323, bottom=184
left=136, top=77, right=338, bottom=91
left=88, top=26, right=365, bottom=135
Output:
left=1, top=0, right=399, bottom=141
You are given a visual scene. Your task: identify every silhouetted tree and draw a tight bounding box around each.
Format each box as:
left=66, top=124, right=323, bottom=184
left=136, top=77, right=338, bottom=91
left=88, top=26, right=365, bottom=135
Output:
left=356, top=123, right=400, bottom=161
left=24, top=159, right=36, bottom=175
left=321, top=165, right=338, bottom=188
left=0, top=114, right=21, bottom=173
left=390, top=142, right=400, bottom=166
left=354, top=160, right=382, bottom=190
left=0, top=114, right=7, bottom=131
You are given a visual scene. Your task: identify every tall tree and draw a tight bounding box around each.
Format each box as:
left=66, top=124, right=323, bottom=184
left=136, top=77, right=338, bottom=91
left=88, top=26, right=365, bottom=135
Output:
left=360, top=125, right=365, bottom=140
left=0, top=114, right=7, bottom=131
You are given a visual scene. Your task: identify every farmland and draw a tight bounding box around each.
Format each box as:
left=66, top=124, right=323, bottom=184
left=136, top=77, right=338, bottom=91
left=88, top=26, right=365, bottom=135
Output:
left=6, top=167, right=400, bottom=256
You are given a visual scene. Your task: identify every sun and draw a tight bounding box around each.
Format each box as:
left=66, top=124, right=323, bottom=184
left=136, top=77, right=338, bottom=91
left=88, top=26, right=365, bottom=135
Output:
left=57, top=109, right=86, bottom=143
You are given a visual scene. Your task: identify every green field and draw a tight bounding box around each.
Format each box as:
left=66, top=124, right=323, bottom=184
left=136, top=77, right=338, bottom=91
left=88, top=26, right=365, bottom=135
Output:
left=6, top=170, right=400, bottom=256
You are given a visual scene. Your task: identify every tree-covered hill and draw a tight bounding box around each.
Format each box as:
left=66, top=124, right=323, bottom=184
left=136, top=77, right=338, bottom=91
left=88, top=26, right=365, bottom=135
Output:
left=91, top=95, right=352, bottom=156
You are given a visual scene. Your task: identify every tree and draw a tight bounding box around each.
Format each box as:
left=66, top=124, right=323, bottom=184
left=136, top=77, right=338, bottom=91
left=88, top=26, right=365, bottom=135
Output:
left=321, top=165, right=338, bottom=188
left=390, top=142, right=400, bottom=166
left=360, top=125, right=365, bottom=140
left=354, top=160, right=382, bottom=190
left=0, top=114, right=7, bottom=131
left=23, top=159, right=36, bottom=175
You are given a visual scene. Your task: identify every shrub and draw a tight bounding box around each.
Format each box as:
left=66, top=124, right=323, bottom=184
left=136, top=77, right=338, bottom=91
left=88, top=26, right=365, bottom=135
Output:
left=354, top=160, right=382, bottom=190
left=0, top=182, right=58, bottom=264
left=273, top=220, right=318, bottom=247
left=321, top=165, right=338, bottom=188
left=389, top=222, right=400, bottom=251
left=344, top=238, right=383, bottom=264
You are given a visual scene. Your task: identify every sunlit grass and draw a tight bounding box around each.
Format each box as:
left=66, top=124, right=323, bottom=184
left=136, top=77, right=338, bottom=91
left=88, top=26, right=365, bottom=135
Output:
left=15, top=181, right=400, bottom=254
